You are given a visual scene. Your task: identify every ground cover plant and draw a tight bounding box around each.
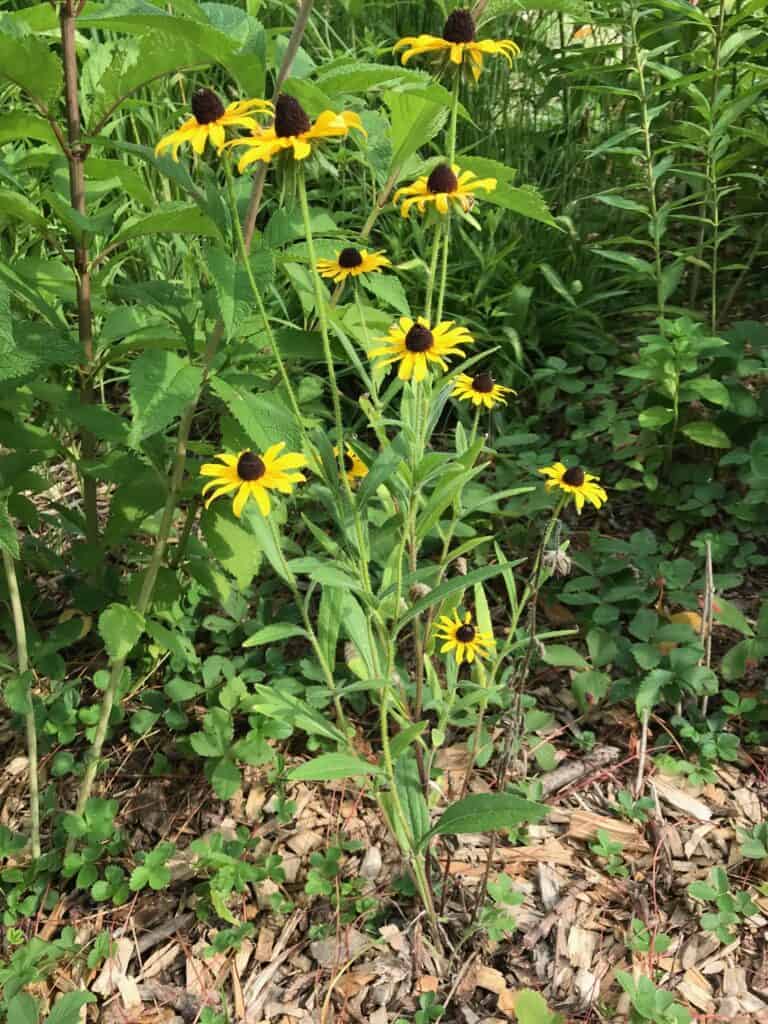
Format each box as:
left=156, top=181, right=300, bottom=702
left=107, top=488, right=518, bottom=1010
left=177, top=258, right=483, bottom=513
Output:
left=0, top=0, right=766, bottom=1021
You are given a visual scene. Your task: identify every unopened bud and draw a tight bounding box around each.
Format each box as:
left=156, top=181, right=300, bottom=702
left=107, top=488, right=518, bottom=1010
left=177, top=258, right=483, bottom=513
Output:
left=455, top=557, right=468, bottom=576
left=543, top=548, right=572, bottom=577
left=343, top=642, right=360, bottom=667
left=410, top=582, right=432, bottom=600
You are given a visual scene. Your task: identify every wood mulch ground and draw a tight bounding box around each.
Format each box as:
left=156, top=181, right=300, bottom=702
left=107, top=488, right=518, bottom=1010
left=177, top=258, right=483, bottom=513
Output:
left=2, top=701, right=767, bottom=1024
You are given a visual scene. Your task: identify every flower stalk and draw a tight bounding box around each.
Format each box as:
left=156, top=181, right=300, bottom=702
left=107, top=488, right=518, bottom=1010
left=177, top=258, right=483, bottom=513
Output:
left=2, top=548, right=40, bottom=860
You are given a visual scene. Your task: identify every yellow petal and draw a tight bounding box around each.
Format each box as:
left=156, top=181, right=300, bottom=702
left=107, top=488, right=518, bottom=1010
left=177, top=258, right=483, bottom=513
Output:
left=232, top=483, right=251, bottom=518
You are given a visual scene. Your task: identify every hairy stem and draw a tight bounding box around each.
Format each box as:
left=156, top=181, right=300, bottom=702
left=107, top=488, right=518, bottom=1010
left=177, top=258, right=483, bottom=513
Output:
left=60, top=0, right=99, bottom=552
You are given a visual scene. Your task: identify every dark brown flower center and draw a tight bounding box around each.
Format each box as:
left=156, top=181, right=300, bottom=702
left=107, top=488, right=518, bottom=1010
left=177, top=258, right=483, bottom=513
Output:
left=405, top=324, right=434, bottom=353
left=237, top=451, right=266, bottom=481
left=443, top=8, right=476, bottom=43
left=274, top=94, right=311, bottom=138
left=191, top=88, right=225, bottom=125
left=343, top=453, right=354, bottom=472
left=562, top=466, right=585, bottom=487
left=338, top=247, right=363, bottom=269
left=427, top=163, right=459, bottom=194
left=456, top=623, right=476, bottom=643
left=472, top=372, right=495, bottom=393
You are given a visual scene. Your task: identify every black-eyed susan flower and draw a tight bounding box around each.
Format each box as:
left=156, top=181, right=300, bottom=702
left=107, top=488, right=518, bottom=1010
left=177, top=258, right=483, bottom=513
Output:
left=452, top=372, right=515, bottom=409
left=334, top=445, right=368, bottom=484
left=394, top=8, right=520, bottom=83
left=200, top=445, right=306, bottom=518
left=370, top=316, right=474, bottom=382
left=394, top=163, right=496, bottom=219
left=154, top=88, right=271, bottom=161
left=227, top=94, right=364, bottom=169
left=434, top=610, right=494, bottom=665
left=316, top=247, right=391, bottom=284
left=538, top=462, right=608, bottom=514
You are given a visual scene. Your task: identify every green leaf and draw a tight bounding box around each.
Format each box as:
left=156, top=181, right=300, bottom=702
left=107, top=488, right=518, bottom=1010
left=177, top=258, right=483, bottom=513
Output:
left=0, top=287, right=78, bottom=382
left=595, top=194, right=649, bottom=214
left=360, top=271, right=410, bottom=315
left=0, top=18, right=62, bottom=106
left=635, top=669, right=673, bottom=716
left=540, top=644, right=588, bottom=669
left=385, top=91, right=449, bottom=171
left=0, top=496, right=20, bottom=558
left=243, top=623, right=308, bottom=647
left=98, top=603, right=144, bottom=662
left=242, top=506, right=294, bottom=584
left=7, top=993, right=38, bottom=1024
left=202, top=513, right=262, bottom=589
left=394, top=751, right=430, bottom=851
left=210, top=376, right=301, bottom=452
left=638, top=406, right=675, bottom=429
left=483, top=0, right=589, bottom=17
left=190, top=708, right=233, bottom=758
left=713, top=597, right=754, bottom=637
left=681, top=421, right=731, bottom=449
left=422, top=793, right=548, bottom=847
left=594, top=249, right=656, bottom=278
left=211, top=757, right=241, bottom=799
left=244, top=685, right=347, bottom=743
left=571, top=670, right=610, bottom=712
left=128, top=350, right=203, bottom=446
left=396, top=561, right=522, bottom=631
left=482, top=181, right=558, bottom=228
left=111, top=202, right=222, bottom=248
left=45, top=992, right=97, bottom=1024
left=288, top=753, right=382, bottom=781
left=83, top=33, right=217, bottom=131
left=683, top=376, right=730, bottom=408
left=0, top=191, right=46, bottom=231
left=0, top=111, right=58, bottom=146
left=513, top=989, right=562, bottom=1024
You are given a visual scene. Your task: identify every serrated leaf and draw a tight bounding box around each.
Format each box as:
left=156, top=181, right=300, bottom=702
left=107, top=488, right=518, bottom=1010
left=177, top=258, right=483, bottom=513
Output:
left=7, top=992, right=39, bottom=1024
left=128, top=350, right=202, bottom=446
left=98, top=603, right=144, bottom=662
left=360, top=271, right=410, bottom=315
left=0, top=18, right=62, bottom=106
left=45, top=991, right=97, bottom=1024
left=385, top=91, right=449, bottom=171
left=111, top=202, right=221, bottom=248
left=211, top=757, right=241, bottom=799
left=210, top=376, right=301, bottom=451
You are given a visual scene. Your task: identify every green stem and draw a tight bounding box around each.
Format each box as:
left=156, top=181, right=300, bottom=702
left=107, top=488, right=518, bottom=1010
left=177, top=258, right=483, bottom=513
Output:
left=435, top=217, right=451, bottom=325
left=297, top=170, right=346, bottom=469
left=448, top=72, right=461, bottom=165
left=225, top=158, right=305, bottom=430
left=268, top=517, right=350, bottom=734
left=630, top=11, right=664, bottom=318
left=2, top=548, right=40, bottom=860
left=424, top=222, right=443, bottom=323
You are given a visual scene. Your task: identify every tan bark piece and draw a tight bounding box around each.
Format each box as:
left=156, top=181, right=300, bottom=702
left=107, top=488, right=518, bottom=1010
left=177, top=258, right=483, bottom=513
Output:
left=567, top=926, right=597, bottom=969
left=564, top=809, right=650, bottom=852
left=256, top=927, right=276, bottom=963
left=417, top=975, right=440, bottom=994
left=654, top=777, right=712, bottom=821
left=677, top=968, right=714, bottom=1013
left=475, top=966, right=507, bottom=994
